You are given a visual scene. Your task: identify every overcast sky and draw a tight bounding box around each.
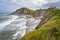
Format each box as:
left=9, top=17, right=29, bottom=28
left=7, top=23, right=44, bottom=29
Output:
left=0, top=0, right=60, bottom=12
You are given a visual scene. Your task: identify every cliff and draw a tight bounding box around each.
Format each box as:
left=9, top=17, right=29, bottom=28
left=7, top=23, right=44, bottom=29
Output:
left=11, top=7, right=60, bottom=40
left=12, top=7, right=35, bottom=15
left=20, top=8, right=60, bottom=40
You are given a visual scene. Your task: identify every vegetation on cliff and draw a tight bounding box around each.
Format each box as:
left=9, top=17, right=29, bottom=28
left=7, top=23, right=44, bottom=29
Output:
left=12, top=7, right=35, bottom=15
left=20, top=8, right=60, bottom=40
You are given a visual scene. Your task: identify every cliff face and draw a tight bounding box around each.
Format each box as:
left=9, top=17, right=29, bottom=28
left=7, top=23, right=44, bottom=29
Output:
left=19, top=7, right=60, bottom=40
left=12, top=7, right=57, bottom=29
left=35, top=7, right=57, bottom=29
left=11, top=7, right=60, bottom=40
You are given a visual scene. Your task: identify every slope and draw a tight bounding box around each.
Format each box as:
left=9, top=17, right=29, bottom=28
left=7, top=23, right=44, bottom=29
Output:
left=20, top=8, right=60, bottom=40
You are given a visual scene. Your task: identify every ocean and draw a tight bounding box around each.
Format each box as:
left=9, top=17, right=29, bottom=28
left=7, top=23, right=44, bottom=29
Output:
left=0, top=14, right=40, bottom=40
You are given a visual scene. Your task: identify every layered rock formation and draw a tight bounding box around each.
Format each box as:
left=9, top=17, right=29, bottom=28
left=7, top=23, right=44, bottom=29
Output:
left=20, top=7, right=60, bottom=40
left=11, top=7, right=60, bottom=40
left=12, top=7, right=57, bottom=29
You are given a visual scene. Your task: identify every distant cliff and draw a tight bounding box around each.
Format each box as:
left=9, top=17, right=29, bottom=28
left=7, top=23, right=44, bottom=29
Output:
left=12, top=7, right=35, bottom=15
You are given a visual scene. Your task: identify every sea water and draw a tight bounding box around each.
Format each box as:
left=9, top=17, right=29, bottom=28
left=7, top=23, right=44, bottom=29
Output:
left=0, top=14, right=40, bottom=40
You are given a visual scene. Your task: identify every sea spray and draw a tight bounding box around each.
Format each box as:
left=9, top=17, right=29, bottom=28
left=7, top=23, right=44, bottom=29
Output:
left=0, top=15, right=40, bottom=40
left=0, top=15, right=18, bottom=30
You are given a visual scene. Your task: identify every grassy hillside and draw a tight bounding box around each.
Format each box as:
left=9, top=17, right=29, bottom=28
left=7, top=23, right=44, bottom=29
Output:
left=12, top=7, right=36, bottom=15
left=20, top=8, right=36, bottom=15
left=20, top=9, right=60, bottom=40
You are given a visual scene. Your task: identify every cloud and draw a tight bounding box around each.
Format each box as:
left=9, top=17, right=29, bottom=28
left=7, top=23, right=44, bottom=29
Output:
left=47, top=0, right=60, bottom=2
left=10, top=0, right=60, bottom=6
left=10, top=0, right=17, bottom=3
left=42, top=1, right=60, bottom=8
left=10, top=0, right=48, bottom=6
left=9, top=0, right=48, bottom=9
left=0, top=0, right=60, bottom=12
left=10, top=0, right=60, bottom=9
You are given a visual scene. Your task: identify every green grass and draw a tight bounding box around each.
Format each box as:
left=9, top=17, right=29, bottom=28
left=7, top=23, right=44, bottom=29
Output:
left=21, top=7, right=36, bottom=15
left=20, top=9, right=60, bottom=40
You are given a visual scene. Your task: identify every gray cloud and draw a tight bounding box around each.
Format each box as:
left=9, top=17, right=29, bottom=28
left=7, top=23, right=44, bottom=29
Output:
left=46, top=0, right=60, bottom=2
left=41, top=1, right=60, bottom=8
left=0, top=0, right=60, bottom=12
